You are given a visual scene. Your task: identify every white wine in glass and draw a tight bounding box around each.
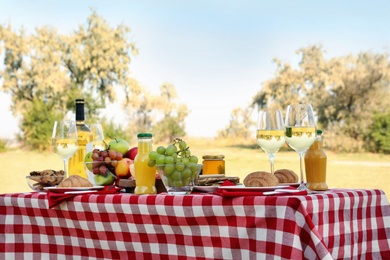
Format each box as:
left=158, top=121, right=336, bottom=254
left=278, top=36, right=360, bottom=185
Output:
left=52, top=120, right=78, bottom=178
left=256, top=109, right=285, bottom=174
left=284, top=104, right=316, bottom=191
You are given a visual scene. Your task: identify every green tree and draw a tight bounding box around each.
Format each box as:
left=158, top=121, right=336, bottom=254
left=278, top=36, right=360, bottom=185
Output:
left=218, top=106, right=254, bottom=141
left=364, top=112, right=390, bottom=154
left=124, top=81, right=188, bottom=143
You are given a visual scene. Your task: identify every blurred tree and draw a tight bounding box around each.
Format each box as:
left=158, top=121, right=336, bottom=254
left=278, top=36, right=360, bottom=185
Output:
left=218, top=106, right=254, bottom=141
left=124, top=81, right=188, bottom=143
left=152, top=83, right=188, bottom=142
left=0, top=10, right=138, bottom=150
left=0, top=25, right=69, bottom=150
left=364, top=112, right=390, bottom=154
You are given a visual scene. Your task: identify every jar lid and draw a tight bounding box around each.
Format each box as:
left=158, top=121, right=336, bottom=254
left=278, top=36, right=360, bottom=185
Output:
left=137, top=133, right=153, bottom=138
left=317, top=129, right=322, bottom=135
left=202, top=155, right=225, bottom=160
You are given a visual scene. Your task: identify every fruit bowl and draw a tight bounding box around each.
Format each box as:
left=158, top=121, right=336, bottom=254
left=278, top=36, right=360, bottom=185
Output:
left=26, top=175, right=64, bottom=191
left=84, top=162, right=117, bottom=186
left=156, top=163, right=202, bottom=195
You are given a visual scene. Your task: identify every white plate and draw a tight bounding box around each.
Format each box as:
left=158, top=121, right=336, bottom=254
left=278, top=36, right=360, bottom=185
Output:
left=217, top=185, right=287, bottom=192
left=279, top=183, right=300, bottom=187
left=193, top=186, right=219, bottom=193
left=44, top=186, right=104, bottom=193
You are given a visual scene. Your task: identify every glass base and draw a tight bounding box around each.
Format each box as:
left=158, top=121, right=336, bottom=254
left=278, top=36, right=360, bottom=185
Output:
left=166, top=186, right=193, bottom=195
left=297, top=182, right=309, bottom=191
left=167, top=191, right=191, bottom=195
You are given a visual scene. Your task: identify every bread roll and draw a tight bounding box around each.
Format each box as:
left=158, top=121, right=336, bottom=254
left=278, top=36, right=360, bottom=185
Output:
left=58, top=175, right=93, bottom=187
left=274, top=169, right=298, bottom=183
left=243, top=171, right=279, bottom=187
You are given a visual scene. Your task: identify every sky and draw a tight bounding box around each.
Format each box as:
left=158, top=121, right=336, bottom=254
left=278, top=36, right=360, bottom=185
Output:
left=1, top=0, right=390, bottom=138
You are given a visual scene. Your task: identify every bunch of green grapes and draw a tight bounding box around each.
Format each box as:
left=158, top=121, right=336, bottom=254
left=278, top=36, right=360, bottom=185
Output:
left=148, top=138, right=200, bottom=188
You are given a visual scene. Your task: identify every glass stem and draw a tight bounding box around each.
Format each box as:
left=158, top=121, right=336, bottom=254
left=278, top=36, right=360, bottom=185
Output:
left=299, top=152, right=304, bottom=184
left=268, top=153, right=275, bottom=174
left=63, top=159, right=69, bottom=179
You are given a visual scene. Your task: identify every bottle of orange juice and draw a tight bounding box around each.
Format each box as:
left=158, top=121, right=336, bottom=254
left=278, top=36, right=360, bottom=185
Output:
left=134, top=133, right=157, bottom=194
left=304, top=129, right=328, bottom=191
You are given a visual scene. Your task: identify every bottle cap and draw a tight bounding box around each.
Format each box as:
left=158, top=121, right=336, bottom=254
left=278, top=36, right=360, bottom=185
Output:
left=137, top=133, right=153, bottom=138
left=202, top=155, right=225, bottom=160
left=75, top=99, right=85, bottom=121
left=317, top=129, right=323, bottom=135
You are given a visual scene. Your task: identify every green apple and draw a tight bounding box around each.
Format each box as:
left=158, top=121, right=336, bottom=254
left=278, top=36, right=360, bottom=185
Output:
left=84, top=151, right=93, bottom=171
left=94, top=170, right=116, bottom=186
left=108, top=138, right=130, bottom=155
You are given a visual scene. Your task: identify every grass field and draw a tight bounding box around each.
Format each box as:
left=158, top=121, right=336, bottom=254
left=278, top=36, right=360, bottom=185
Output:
left=1, top=138, right=390, bottom=201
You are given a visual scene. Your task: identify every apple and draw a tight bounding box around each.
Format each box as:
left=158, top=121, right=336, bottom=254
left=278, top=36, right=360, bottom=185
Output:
left=108, top=138, right=130, bottom=156
left=94, top=170, right=116, bottom=186
left=125, top=147, right=138, bottom=160
left=115, top=158, right=133, bottom=179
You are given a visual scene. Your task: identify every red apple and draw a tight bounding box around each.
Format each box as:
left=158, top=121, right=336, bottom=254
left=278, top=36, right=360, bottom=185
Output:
left=125, top=147, right=138, bottom=160
left=115, top=158, right=133, bottom=179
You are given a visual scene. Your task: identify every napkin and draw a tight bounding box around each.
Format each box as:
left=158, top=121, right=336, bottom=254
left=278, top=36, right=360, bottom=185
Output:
left=47, top=185, right=122, bottom=208
left=214, top=186, right=308, bottom=197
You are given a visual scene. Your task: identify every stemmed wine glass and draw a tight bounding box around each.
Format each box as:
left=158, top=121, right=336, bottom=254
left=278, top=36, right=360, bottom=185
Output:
left=52, top=120, right=79, bottom=178
left=256, top=109, right=285, bottom=174
left=90, top=123, right=105, bottom=150
left=284, top=104, right=316, bottom=191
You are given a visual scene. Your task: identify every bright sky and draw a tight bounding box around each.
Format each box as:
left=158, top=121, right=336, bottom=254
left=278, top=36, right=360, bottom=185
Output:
left=1, top=0, right=389, bottom=138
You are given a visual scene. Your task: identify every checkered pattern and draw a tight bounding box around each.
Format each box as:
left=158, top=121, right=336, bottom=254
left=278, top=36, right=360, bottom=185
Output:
left=0, top=189, right=389, bottom=259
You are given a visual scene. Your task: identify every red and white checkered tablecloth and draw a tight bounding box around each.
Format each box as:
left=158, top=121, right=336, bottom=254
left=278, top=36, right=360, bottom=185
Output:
left=0, top=189, right=389, bottom=259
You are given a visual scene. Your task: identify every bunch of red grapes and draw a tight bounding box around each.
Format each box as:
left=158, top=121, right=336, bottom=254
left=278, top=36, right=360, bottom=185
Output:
left=90, top=148, right=123, bottom=175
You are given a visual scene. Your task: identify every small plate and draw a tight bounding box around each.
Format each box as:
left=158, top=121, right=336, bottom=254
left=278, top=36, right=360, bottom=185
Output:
left=198, top=174, right=226, bottom=179
left=279, top=183, right=300, bottom=187
left=217, top=185, right=287, bottom=192
left=44, top=186, right=104, bottom=193
left=193, top=186, right=219, bottom=193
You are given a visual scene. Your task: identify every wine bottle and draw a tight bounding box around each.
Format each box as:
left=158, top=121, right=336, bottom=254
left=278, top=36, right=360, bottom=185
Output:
left=68, top=99, right=93, bottom=179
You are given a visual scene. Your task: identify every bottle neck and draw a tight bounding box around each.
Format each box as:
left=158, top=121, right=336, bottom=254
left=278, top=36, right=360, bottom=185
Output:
left=75, top=100, right=85, bottom=122
left=138, top=138, right=152, bottom=153
left=316, top=135, right=323, bottom=149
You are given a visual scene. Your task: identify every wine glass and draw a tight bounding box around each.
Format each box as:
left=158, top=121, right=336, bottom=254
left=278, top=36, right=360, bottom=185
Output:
left=284, top=104, right=317, bottom=191
left=52, top=120, right=79, bottom=178
left=256, top=109, right=285, bottom=174
left=89, top=123, right=105, bottom=150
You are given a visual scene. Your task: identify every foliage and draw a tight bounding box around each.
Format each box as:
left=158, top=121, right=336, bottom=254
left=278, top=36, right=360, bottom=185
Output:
left=364, top=112, right=390, bottom=154
left=20, top=99, right=64, bottom=150
left=0, top=139, right=7, bottom=153
left=100, top=117, right=133, bottom=145
left=218, top=106, right=255, bottom=140
left=61, top=10, right=138, bottom=106
left=124, top=82, right=188, bottom=143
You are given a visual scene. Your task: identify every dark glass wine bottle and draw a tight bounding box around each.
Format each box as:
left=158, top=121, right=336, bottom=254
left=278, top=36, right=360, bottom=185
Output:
left=68, top=99, right=93, bottom=179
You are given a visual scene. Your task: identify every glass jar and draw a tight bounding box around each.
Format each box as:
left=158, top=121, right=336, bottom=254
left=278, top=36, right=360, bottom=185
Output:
left=202, top=155, right=225, bottom=175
